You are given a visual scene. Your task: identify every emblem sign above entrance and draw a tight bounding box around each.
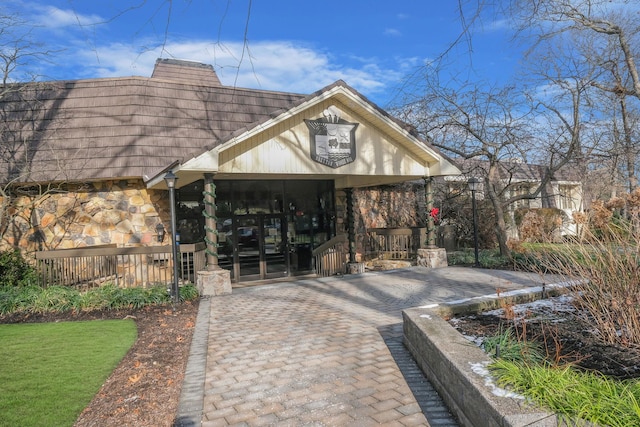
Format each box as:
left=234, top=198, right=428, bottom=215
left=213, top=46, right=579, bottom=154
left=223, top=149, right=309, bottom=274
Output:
left=305, top=107, right=359, bottom=168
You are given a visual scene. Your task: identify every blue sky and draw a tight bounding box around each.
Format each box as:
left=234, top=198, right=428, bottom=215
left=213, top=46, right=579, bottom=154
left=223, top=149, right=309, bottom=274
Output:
left=5, top=0, right=517, bottom=107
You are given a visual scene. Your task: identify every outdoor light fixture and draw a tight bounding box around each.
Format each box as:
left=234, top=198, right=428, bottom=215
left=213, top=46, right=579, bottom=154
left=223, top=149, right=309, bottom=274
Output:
left=164, top=170, right=177, bottom=189
left=164, top=170, right=179, bottom=305
left=467, top=177, right=480, bottom=268
left=156, top=223, right=165, bottom=243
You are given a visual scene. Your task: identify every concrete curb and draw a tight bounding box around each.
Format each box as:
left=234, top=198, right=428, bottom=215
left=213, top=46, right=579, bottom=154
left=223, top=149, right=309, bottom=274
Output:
left=173, top=296, right=211, bottom=427
left=403, top=284, right=580, bottom=427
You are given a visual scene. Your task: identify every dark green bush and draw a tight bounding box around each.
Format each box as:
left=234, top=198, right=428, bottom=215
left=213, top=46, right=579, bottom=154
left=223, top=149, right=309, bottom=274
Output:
left=0, top=283, right=199, bottom=315
left=0, top=249, right=38, bottom=287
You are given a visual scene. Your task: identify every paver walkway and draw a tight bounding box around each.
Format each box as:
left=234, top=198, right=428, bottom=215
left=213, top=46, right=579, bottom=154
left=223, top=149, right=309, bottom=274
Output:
left=175, top=266, right=548, bottom=426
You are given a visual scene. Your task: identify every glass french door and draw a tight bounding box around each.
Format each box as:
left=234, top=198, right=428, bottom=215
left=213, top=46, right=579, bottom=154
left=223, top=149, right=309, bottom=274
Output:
left=263, top=215, right=287, bottom=277
left=236, top=214, right=288, bottom=280
left=210, top=179, right=335, bottom=282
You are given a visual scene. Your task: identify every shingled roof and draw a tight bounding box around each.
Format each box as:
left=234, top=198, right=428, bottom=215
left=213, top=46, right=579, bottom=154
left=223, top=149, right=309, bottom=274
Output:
left=0, top=58, right=306, bottom=184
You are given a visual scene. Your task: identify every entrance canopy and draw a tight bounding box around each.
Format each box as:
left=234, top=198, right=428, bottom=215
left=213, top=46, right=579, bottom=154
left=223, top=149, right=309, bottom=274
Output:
left=148, top=80, right=460, bottom=190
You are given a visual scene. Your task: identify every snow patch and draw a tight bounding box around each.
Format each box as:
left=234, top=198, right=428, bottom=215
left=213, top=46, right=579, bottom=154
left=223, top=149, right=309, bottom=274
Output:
left=469, top=361, right=524, bottom=399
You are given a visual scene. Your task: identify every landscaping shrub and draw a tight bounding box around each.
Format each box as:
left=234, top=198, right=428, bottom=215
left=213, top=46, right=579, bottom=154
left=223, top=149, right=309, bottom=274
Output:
left=514, top=208, right=566, bottom=243
left=483, top=326, right=640, bottom=426
left=482, top=328, right=544, bottom=365
left=0, top=249, right=37, bottom=287
left=519, top=190, right=640, bottom=347
left=0, top=283, right=199, bottom=315
left=447, top=248, right=512, bottom=269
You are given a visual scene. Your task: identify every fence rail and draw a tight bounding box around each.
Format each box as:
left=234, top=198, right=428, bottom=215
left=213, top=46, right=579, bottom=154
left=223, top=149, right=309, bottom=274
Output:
left=366, top=227, right=426, bottom=260
left=34, top=242, right=206, bottom=288
left=312, top=235, right=348, bottom=277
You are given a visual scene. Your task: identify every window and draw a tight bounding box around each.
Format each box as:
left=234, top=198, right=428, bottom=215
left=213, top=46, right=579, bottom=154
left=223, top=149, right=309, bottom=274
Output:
left=512, top=184, right=533, bottom=209
left=558, top=185, right=577, bottom=210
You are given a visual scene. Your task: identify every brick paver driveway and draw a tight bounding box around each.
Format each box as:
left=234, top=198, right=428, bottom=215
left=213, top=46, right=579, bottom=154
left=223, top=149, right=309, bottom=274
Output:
left=192, top=267, right=546, bottom=426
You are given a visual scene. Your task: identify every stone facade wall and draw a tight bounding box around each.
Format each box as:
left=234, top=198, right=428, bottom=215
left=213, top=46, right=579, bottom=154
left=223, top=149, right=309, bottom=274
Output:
left=355, top=182, right=425, bottom=230
left=6, top=178, right=426, bottom=263
left=3, top=179, right=169, bottom=254
left=335, top=182, right=426, bottom=260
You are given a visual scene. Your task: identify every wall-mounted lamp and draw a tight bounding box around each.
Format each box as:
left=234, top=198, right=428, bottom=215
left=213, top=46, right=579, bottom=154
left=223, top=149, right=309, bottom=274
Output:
left=156, top=223, right=166, bottom=243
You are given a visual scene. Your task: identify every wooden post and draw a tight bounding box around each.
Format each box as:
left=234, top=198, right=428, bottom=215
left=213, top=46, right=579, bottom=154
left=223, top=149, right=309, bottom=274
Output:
left=203, top=173, right=219, bottom=270
left=424, top=177, right=437, bottom=249
left=345, top=187, right=356, bottom=263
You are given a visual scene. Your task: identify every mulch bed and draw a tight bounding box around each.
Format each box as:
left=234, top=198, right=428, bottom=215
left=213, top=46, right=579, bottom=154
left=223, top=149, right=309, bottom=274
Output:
left=1, top=300, right=199, bottom=427
left=450, top=309, right=640, bottom=380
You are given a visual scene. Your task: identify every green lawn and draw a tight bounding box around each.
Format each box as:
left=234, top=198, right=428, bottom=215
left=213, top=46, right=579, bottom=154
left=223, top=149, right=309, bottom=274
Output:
left=0, top=320, right=137, bottom=427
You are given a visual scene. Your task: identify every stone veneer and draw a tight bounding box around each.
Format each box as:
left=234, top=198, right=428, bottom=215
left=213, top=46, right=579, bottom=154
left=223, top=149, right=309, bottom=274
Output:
left=334, top=181, right=426, bottom=262
left=3, top=179, right=169, bottom=254
left=5, top=179, right=429, bottom=262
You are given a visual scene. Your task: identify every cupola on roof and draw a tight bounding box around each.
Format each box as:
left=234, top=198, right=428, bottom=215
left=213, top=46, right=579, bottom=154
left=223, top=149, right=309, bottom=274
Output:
left=151, top=58, right=222, bottom=86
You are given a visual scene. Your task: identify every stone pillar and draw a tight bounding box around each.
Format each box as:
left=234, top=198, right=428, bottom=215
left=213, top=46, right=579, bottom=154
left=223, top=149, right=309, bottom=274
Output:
left=424, top=177, right=437, bottom=249
left=203, top=173, right=218, bottom=270
left=197, top=173, right=231, bottom=296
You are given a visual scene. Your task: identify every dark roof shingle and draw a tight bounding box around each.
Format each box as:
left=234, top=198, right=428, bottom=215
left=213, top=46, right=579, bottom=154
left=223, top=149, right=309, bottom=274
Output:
left=0, top=59, right=306, bottom=184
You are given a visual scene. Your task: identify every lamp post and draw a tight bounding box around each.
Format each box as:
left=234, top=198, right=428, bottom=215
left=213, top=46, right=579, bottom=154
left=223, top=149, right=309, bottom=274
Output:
left=467, top=177, right=480, bottom=267
left=164, top=171, right=179, bottom=305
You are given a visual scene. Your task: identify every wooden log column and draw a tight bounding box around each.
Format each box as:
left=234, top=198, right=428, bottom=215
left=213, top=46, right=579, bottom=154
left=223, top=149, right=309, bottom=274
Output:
left=203, top=173, right=219, bottom=270
left=197, top=173, right=231, bottom=295
left=345, top=187, right=356, bottom=263
left=417, top=176, right=448, bottom=269
left=344, top=187, right=365, bottom=274
left=424, top=177, right=437, bottom=249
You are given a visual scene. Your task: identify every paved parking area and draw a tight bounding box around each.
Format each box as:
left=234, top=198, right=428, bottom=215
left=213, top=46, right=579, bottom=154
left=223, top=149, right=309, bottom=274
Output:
left=175, top=266, right=548, bottom=426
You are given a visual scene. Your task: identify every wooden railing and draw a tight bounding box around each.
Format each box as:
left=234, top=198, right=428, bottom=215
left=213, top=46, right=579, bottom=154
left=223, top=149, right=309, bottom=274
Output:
left=312, top=235, right=348, bottom=277
left=34, top=242, right=206, bottom=288
left=366, top=227, right=426, bottom=260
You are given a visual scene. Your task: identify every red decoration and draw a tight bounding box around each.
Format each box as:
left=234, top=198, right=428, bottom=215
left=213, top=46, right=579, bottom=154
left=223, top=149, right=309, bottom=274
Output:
left=430, top=207, right=440, bottom=224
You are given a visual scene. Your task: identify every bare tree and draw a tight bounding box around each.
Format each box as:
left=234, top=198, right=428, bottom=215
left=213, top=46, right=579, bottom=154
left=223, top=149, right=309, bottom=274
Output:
left=0, top=13, right=67, bottom=249
left=511, top=0, right=640, bottom=194
left=400, top=57, right=593, bottom=258
left=512, top=0, right=640, bottom=100
left=401, top=78, right=535, bottom=258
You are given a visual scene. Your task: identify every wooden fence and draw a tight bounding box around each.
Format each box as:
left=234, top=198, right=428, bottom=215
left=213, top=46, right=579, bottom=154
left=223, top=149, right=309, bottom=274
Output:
left=312, top=235, right=348, bottom=277
left=366, top=227, right=426, bottom=260
left=34, top=242, right=206, bottom=288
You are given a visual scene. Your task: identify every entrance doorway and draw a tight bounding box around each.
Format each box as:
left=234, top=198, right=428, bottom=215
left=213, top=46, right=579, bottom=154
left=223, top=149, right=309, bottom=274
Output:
left=235, top=214, right=287, bottom=280
left=176, top=179, right=335, bottom=282
left=214, top=179, right=336, bottom=282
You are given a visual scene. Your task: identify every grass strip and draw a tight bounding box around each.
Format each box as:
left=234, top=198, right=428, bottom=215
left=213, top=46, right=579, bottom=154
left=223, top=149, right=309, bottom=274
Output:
left=0, top=320, right=137, bottom=427
left=491, top=359, right=640, bottom=426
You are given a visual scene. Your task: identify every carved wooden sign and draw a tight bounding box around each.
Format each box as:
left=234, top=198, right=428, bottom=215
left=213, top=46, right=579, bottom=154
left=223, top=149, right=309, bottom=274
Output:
left=305, top=107, right=358, bottom=168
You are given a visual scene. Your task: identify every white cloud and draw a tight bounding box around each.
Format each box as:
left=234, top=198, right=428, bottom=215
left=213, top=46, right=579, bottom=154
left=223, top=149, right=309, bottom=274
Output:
left=483, top=19, right=511, bottom=32
left=63, top=39, right=404, bottom=102
left=384, top=28, right=402, bottom=37
left=30, top=5, right=103, bottom=29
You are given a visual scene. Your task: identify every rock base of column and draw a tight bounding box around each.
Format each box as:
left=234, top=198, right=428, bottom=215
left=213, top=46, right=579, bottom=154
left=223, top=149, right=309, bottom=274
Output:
left=196, top=269, right=232, bottom=296
left=347, top=262, right=366, bottom=275
left=416, top=248, right=448, bottom=269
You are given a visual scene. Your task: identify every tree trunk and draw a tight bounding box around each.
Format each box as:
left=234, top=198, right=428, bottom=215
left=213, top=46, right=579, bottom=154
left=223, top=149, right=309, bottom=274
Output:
left=485, top=168, right=512, bottom=260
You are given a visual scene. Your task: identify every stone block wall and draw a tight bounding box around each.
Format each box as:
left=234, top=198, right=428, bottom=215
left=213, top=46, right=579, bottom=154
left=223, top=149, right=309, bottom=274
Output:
left=2, top=179, right=169, bottom=254
left=5, top=178, right=428, bottom=262
left=335, top=182, right=425, bottom=260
